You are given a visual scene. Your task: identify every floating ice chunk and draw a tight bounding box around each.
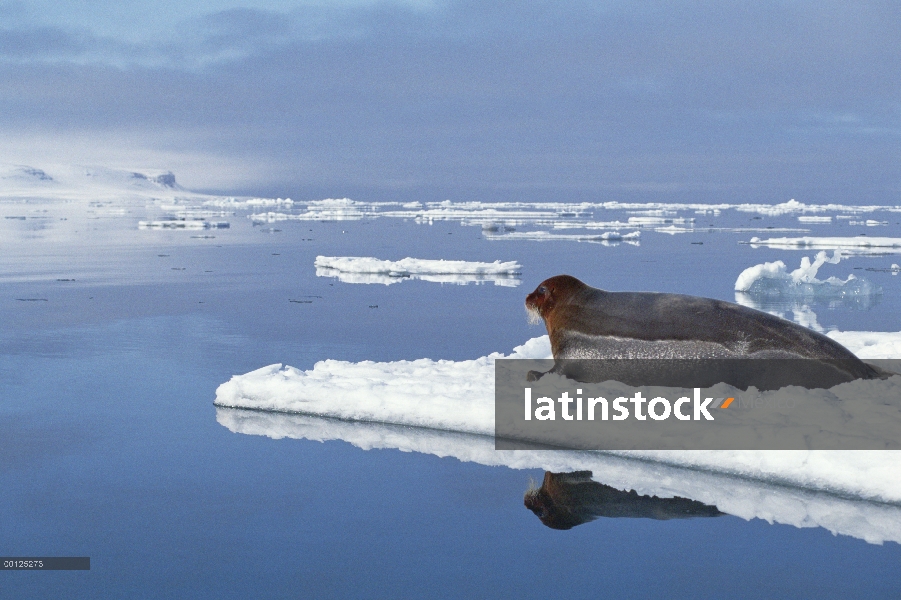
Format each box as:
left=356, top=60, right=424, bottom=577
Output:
left=138, top=220, right=230, bottom=230
left=314, top=256, right=522, bottom=286
left=798, top=216, right=832, bottom=223
left=551, top=220, right=633, bottom=230
left=314, top=256, right=521, bottom=275
left=749, top=236, right=901, bottom=252
left=484, top=230, right=640, bottom=243
left=626, top=209, right=679, bottom=216
left=654, top=225, right=694, bottom=235
left=480, top=222, right=515, bottom=233
left=627, top=216, right=695, bottom=226
left=215, top=333, right=901, bottom=513
left=316, top=271, right=522, bottom=286
left=735, top=251, right=881, bottom=302
left=849, top=220, right=889, bottom=226
left=203, top=197, right=294, bottom=208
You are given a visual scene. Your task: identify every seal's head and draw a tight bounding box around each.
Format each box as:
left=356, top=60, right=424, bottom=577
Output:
left=525, top=275, right=587, bottom=328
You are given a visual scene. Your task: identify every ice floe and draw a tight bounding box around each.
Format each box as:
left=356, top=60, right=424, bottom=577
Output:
left=138, top=220, right=230, bottom=230
left=734, top=251, right=881, bottom=301
left=551, top=220, right=635, bottom=230
left=749, top=236, right=901, bottom=253
left=202, top=197, right=295, bottom=209
left=313, top=256, right=522, bottom=286
left=215, top=331, right=901, bottom=545
left=627, top=216, right=695, bottom=226
left=214, top=335, right=901, bottom=479
left=849, top=220, right=889, bottom=226
left=242, top=198, right=901, bottom=231
left=483, top=230, right=640, bottom=244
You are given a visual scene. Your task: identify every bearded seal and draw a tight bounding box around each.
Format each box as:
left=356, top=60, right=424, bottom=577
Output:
left=525, top=274, right=882, bottom=388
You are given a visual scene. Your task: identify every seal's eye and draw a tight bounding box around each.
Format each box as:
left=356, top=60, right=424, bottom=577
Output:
left=538, top=285, right=548, bottom=294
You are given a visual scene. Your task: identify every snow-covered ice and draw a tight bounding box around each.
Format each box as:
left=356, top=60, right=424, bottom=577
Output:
left=215, top=332, right=901, bottom=520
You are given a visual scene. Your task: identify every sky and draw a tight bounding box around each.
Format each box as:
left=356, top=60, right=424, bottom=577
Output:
left=0, top=0, right=898, bottom=202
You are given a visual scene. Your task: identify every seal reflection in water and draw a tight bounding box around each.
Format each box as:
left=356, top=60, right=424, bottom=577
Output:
left=524, top=471, right=723, bottom=530
left=525, top=274, right=882, bottom=388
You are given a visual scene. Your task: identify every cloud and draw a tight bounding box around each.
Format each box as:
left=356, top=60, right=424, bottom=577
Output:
left=0, top=26, right=91, bottom=58
left=0, top=1, right=898, bottom=199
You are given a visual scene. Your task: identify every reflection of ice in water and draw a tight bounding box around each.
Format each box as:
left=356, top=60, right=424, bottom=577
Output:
left=314, top=256, right=522, bottom=286
left=734, top=251, right=883, bottom=327
left=216, top=407, right=901, bottom=545
left=790, top=305, right=826, bottom=332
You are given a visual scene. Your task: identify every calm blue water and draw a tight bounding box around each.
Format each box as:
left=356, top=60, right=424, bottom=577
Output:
left=3, top=204, right=901, bottom=598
